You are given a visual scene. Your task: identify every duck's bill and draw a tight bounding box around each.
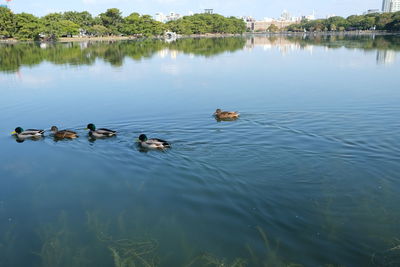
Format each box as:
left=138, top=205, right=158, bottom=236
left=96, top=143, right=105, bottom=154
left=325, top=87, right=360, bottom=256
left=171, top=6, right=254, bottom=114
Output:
left=85, top=128, right=89, bottom=130
left=11, top=131, right=16, bottom=135
left=135, top=138, right=140, bottom=142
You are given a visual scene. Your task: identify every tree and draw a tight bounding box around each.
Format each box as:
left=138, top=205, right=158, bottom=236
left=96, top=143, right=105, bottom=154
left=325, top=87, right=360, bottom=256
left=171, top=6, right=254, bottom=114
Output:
left=166, top=14, right=245, bottom=35
left=268, top=24, right=279, bottom=32
left=41, top=13, right=64, bottom=39
left=15, top=13, right=43, bottom=40
left=63, top=11, right=94, bottom=30
left=88, top=25, right=111, bottom=36
left=0, top=7, right=15, bottom=38
left=99, top=8, right=123, bottom=34
left=121, top=13, right=165, bottom=37
left=58, top=20, right=80, bottom=36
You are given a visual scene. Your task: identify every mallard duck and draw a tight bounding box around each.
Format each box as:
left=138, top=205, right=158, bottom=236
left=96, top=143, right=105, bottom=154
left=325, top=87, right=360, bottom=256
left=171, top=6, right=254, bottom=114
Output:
left=51, top=126, right=78, bottom=139
left=11, top=127, right=44, bottom=139
left=86, top=123, right=116, bottom=138
left=214, top=109, right=240, bottom=120
left=137, top=134, right=171, bottom=150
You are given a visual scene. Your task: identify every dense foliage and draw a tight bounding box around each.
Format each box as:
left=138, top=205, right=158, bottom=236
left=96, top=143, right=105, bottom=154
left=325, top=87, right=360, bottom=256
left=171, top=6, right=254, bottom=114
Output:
left=287, top=11, right=400, bottom=32
left=0, top=7, right=245, bottom=40
left=166, top=14, right=246, bottom=34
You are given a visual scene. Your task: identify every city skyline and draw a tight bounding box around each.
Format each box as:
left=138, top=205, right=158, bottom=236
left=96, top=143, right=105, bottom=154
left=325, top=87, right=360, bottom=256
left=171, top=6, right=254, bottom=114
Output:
left=2, top=0, right=384, bottom=19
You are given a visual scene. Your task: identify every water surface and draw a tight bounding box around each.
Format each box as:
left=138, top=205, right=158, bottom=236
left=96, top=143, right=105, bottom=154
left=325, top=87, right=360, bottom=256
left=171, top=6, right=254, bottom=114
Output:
left=0, top=34, right=400, bottom=267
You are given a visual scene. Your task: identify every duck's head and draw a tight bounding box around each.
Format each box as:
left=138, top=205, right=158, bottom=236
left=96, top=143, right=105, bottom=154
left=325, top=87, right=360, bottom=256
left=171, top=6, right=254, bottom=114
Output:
left=215, top=109, right=222, bottom=114
left=12, top=127, right=23, bottom=135
left=51, top=126, right=58, bottom=133
left=86, top=124, right=96, bottom=131
left=138, top=134, right=148, bottom=142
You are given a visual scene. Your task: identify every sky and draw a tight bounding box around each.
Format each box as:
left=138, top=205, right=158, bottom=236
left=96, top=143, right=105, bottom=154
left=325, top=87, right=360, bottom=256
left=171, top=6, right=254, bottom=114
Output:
left=3, top=0, right=382, bottom=19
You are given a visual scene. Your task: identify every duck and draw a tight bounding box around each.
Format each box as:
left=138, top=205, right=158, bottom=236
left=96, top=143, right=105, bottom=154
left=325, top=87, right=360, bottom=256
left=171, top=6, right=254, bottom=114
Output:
left=137, top=134, right=171, bottom=150
left=51, top=126, right=78, bottom=139
left=11, top=127, right=44, bottom=139
left=214, top=109, right=240, bottom=120
left=86, top=123, right=116, bottom=138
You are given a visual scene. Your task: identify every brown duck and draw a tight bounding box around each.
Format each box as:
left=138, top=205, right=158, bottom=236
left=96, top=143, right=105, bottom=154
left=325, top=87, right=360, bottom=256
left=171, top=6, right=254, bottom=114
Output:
left=51, top=126, right=78, bottom=139
left=214, top=109, right=240, bottom=120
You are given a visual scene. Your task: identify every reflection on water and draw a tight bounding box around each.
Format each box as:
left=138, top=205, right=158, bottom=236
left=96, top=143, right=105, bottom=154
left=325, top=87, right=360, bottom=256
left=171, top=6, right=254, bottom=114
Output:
left=246, top=34, right=400, bottom=65
left=0, top=34, right=400, bottom=267
left=1, top=34, right=400, bottom=74
left=377, top=50, right=397, bottom=65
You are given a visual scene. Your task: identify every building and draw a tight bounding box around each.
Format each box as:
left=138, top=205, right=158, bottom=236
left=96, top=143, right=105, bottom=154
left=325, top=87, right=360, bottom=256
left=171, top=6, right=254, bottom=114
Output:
left=382, top=0, right=400, bottom=12
left=281, top=10, right=291, bottom=21
left=364, top=9, right=381, bottom=15
left=383, top=0, right=391, bottom=12
left=167, top=12, right=182, bottom=21
left=247, top=19, right=299, bottom=32
left=204, top=9, right=213, bottom=14
left=154, top=12, right=183, bottom=22
left=154, top=12, right=167, bottom=23
left=392, top=0, right=400, bottom=12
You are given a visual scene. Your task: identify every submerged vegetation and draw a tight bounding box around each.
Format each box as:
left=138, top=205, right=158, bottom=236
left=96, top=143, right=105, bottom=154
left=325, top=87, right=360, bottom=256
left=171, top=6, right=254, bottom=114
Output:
left=0, top=7, right=245, bottom=41
left=3, top=208, right=396, bottom=266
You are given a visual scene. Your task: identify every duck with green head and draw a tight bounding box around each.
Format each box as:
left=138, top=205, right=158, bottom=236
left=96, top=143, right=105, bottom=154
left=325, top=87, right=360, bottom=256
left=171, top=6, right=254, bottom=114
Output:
left=137, top=134, right=171, bottom=150
left=86, top=123, right=116, bottom=138
left=11, top=127, right=44, bottom=139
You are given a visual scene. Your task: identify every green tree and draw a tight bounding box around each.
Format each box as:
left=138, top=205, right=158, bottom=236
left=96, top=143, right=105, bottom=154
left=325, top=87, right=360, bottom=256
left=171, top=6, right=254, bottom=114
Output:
left=268, top=24, right=279, bottom=32
left=0, top=7, right=15, bottom=38
left=88, top=25, right=111, bottom=36
left=15, top=13, right=43, bottom=40
left=166, top=13, right=245, bottom=35
left=63, top=11, right=94, bottom=30
left=59, top=20, right=80, bottom=36
left=41, top=13, right=64, bottom=39
left=99, top=8, right=123, bottom=34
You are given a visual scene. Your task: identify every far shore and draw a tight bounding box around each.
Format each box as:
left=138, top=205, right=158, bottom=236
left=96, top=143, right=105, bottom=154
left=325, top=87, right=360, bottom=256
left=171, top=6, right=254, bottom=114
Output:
left=0, top=31, right=398, bottom=43
left=0, top=33, right=244, bottom=43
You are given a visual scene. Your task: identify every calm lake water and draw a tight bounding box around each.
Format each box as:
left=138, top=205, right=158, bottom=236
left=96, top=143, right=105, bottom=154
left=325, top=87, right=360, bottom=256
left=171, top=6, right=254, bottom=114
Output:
left=0, top=34, right=400, bottom=267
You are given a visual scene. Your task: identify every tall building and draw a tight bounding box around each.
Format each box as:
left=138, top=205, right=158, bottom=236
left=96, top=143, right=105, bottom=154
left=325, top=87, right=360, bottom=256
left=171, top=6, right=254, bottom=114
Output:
left=383, top=0, right=391, bottom=12
left=281, top=10, right=291, bottom=21
left=392, top=0, right=400, bottom=12
left=382, top=0, right=400, bottom=12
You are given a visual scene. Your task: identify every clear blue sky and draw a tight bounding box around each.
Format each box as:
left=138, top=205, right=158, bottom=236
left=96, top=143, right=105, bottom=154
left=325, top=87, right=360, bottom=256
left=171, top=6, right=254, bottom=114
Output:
left=4, top=0, right=381, bottom=19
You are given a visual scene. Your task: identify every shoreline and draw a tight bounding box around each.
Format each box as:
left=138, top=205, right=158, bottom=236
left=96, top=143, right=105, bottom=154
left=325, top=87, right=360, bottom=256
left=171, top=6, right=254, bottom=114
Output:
left=245, top=30, right=400, bottom=36
left=0, top=31, right=398, bottom=43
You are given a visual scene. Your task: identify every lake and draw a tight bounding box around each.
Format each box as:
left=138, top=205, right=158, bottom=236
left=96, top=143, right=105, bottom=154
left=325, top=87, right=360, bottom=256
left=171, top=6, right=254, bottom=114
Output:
left=0, top=34, right=399, bottom=267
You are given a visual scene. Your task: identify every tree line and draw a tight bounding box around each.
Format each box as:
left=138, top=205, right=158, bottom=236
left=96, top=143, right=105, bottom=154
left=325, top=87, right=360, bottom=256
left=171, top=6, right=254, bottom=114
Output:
left=0, top=7, right=246, bottom=40
left=287, top=11, right=400, bottom=32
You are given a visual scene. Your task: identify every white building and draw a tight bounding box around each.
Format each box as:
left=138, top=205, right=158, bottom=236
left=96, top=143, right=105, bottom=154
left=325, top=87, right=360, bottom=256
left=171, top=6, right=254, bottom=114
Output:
left=382, top=0, right=400, bottom=12
left=166, top=12, right=182, bottom=22
left=281, top=10, right=291, bottom=21
left=154, top=12, right=167, bottom=23
left=302, top=11, right=316, bottom=21
left=155, top=12, right=183, bottom=22
left=392, top=0, right=400, bottom=11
